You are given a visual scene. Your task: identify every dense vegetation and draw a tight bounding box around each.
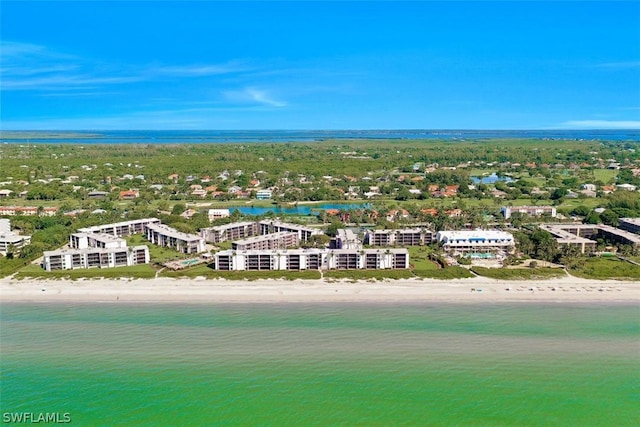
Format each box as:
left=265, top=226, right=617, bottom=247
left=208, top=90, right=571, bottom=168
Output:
left=2, top=138, right=640, bottom=279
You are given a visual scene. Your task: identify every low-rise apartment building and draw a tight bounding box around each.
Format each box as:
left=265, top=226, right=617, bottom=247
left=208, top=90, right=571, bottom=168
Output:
left=501, top=205, right=556, bottom=219
left=70, top=232, right=128, bottom=250
left=258, top=220, right=318, bottom=241
left=213, top=248, right=409, bottom=271
left=619, top=218, right=640, bottom=235
left=539, top=223, right=640, bottom=253
left=145, top=223, right=206, bottom=254
left=333, top=229, right=362, bottom=250
left=436, top=230, right=515, bottom=256
left=0, top=219, right=31, bottom=256
left=366, top=228, right=434, bottom=246
left=231, top=231, right=299, bottom=251
left=78, top=218, right=161, bottom=237
left=208, top=209, right=231, bottom=221
left=200, top=221, right=259, bottom=243
left=42, top=245, right=150, bottom=271
left=0, top=206, right=58, bottom=216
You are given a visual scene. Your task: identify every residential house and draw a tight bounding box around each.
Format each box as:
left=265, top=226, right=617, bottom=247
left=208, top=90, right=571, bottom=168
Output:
left=119, top=189, right=140, bottom=199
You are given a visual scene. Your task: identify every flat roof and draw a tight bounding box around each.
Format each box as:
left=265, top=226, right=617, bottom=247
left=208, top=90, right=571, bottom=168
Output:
left=71, top=232, right=125, bottom=244
left=437, top=230, right=514, bottom=240
left=78, top=217, right=160, bottom=233
left=205, top=221, right=257, bottom=231
left=0, top=233, right=31, bottom=243
left=216, top=247, right=408, bottom=256
left=233, top=231, right=297, bottom=245
left=540, top=223, right=640, bottom=245
left=259, top=219, right=316, bottom=233
left=44, top=245, right=148, bottom=257
left=146, top=223, right=203, bottom=242
left=620, top=217, right=640, bottom=227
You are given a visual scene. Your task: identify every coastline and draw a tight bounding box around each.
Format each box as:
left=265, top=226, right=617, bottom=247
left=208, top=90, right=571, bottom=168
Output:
left=1, top=275, right=638, bottom=304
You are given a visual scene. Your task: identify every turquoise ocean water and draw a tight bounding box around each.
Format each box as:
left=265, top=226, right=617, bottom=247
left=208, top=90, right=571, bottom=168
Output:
left=1, top=303, right=638, bottom=426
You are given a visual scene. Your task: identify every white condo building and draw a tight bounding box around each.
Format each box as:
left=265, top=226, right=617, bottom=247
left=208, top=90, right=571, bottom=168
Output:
left=201, top=221, right=259, bottom=243
left=145, top=223, right=206, bottom=254
left=214, top=248, right=409, bottom=271
left=232, top=232, right=299, bottom=251
left=258, top=220, right=319, bottom=241
left=42, top=231, right=150, bottom=271
left=78, top=218, right=161, bottom=237
left=0, top=219, right=32, bottom=256
left=436, top=230, right=515, bottom=255
left=366, top=228, right=434, bottom=246
left=501, top=206, right=556, bottom=219
left=208, top=209, right=231, bottom=222
left=42, top=245, right=150, bottom=271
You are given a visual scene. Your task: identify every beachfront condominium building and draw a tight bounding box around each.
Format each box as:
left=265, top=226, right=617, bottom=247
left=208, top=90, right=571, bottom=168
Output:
left=202, top=220, right=318, bottom=244
left=70, top=232, right=128, bottom=250
left=258, top=220, right=319, bottom=241
left=501, top=206, right=557, bottom=219
left=333, top=229, right=362, bottom=250
left=366, top=228, right=434, bottom=246
left=213, top=248, right=409, bottom=271
left=0, top=219, right=32, bottom=256
left=539, top=223, right=640, bottom=253
left=232, top=232, right=299, bottom=251
left=78, top=218, right=161, bottom=237
left=537, top=224, right=597, bottom=254
left=619, top=218, right=640, bottom=235
left=42, top=245, right=150, bottom=271
left=200, top=221, right=259, bottom=244
left=144, top=223, right=206, bottom=254
left=436, top=230, right=515, bottom=256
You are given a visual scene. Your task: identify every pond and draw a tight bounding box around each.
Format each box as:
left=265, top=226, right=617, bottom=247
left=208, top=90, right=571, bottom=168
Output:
left=471, top=173, right=514, bottom=185
left=231, top=203, right=371, bottom=216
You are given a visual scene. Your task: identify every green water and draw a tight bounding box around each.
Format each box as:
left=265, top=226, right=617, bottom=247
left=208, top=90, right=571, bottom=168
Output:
left=1, top=303, right=638, bottom=426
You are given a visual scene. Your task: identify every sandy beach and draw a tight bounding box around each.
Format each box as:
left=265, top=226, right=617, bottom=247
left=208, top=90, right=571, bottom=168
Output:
left=1, top=275, right=638, bottom=304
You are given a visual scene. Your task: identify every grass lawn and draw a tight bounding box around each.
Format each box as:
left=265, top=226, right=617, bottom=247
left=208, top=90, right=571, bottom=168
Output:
left=558, top=198, right=603, bottom=210
left=568, top=257, right=640, bottom=280
left=471, top=267, right=566, bottom=280
left=14, top=263, right=157, bottom=280
left=405, top=246, right=474, bottom=279
left=592, top=169, right=618, bottom=184
left=324, top=269, right=414, bottom=281
left=413, top=266, right=475, bottom=279
left=160, top=264, right=322, bottom=280
left=127, top=234, right=189, bottom=264
left=407, top=246, right=440, bottom=270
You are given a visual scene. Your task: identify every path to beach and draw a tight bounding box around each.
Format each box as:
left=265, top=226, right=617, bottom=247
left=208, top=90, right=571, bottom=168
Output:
left=1, top=275, right=638, bottom=304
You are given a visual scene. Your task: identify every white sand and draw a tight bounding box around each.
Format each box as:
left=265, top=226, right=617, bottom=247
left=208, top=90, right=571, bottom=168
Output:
left=1, top=275, right=638, bottom=304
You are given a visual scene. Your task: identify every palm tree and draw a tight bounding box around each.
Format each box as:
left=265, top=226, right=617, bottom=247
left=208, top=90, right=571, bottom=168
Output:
left=384, top=248, right=392, bottom=269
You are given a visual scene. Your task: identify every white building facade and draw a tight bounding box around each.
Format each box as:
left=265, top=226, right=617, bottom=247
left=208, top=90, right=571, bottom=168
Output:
left=213, top=248, right=409, bottom=271
left=501, top=206, right=556, bottom=219
left=42, top=245, right=150, bottom=271
left=144, top=223, right=206, bottom=254
left=436, top=230, right=515, bottom=256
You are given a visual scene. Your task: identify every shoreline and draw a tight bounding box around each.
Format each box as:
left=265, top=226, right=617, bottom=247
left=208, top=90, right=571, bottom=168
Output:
left=1, top=275, right=638, bottom=304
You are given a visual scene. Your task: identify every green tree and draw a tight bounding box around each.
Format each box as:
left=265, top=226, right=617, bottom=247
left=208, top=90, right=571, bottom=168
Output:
left=171, top=203, right=186, bottom=215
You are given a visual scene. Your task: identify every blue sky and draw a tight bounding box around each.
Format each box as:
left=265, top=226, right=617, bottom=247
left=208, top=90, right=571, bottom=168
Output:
left=1, top=1, right=639, bottom=130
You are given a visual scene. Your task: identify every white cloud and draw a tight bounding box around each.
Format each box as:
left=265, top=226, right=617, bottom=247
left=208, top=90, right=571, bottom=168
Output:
left=594, top=61, right=640, bottom=69
left=156, top=62, right=251, bottom=77
left=560, top=120, right=640, bottom=129
left=1, top=40, right=143, bottom=91
left=224, top=87, right=287, bottom=107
